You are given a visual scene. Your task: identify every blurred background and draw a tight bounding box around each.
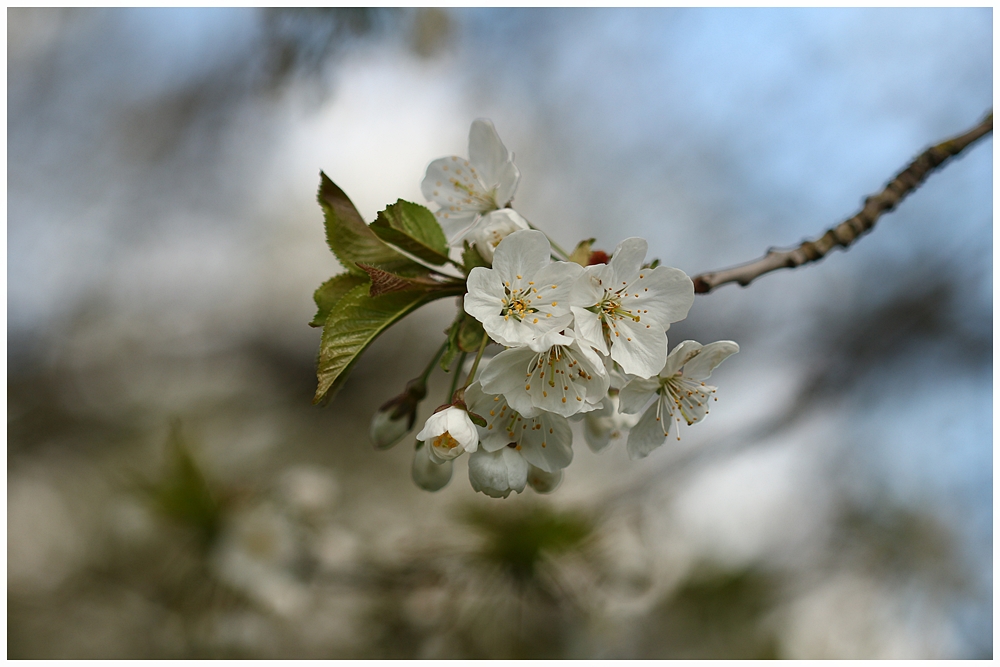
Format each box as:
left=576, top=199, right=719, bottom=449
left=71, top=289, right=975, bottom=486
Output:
left=7, top=8, right=992, bottom=658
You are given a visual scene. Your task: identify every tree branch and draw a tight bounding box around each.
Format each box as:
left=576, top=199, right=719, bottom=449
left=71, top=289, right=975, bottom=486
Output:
left=692, top=110, right=993, bottom=294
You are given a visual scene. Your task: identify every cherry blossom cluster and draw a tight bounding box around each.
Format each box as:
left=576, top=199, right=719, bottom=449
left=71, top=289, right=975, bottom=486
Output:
left=371, top=120, right=738, bottom=498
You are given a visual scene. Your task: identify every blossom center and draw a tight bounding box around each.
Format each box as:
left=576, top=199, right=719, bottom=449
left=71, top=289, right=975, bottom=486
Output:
left=661, top=373, right=715, bottom=425
left=450, top=178, right=498, bottom=213
left=523, top=345, right=594, bottom=406
left=500, top=283, right=540, bottom=321
left=433, top=431, right=461, bottom=450
left=587, top=287, right=642, bottom=343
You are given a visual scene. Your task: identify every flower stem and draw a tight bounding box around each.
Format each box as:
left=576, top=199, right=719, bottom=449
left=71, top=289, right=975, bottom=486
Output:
left=445, top=257, right=467, bottom=273
left=448, top=352, right=467, bottom=397
left=523, top=219, right=571, bottom=260
left=419, top=340, right=449, bottom=384
left=448, top=352, right=469, bottom=397
left=462, top=332, right=491, bottom=389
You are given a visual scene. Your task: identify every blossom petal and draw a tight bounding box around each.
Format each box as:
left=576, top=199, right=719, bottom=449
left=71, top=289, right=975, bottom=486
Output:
left=532, top=260, right=584, bottom=305
left=478, top=347, right=538, bottom=416
left=491, top=229, right=550, bottom=286
left=468, top=119, right=511, bottom=189
left=626, top=400, right=670, bottom=460
left=464, top=266, right=506, bottom=322
left=681, top=341, right=739, bottom=381
left=527, top=328, right=576, bottom=353
left=421, top=156, right=484, bottom=205
left=618, top=377, right=659, bottom=415
left=421, top=157, right=486, bottom=236
left=516, top=411, right=573, bottom=472
left=493, top=160, right=520, bottom=207
left=609, top=237, right=647, bottom=286
left=572, top=264, right=613, bottom=307
left=571, top=306, right=607, bottom=355
left=617, top=265, right=694, bottom=329
left=662, top=340, right=702, bottom=377
left=468, top=447, right=528, bottom=498
left=610, top=317, right=667, bottom=378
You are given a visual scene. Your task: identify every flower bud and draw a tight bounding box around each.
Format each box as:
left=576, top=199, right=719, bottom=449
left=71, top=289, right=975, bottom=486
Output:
left=415, top=406, right=479, bottom=464
left=369, top=379, right=428, bottom=450
left=526, top=465, right=563, bottom=494
left=468, top=447, right=528, bottom=499
left=412, top=443, right=453, bottom=492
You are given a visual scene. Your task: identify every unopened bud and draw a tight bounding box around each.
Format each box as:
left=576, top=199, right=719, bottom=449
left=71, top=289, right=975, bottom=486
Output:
left=369, top=407, right=412, bottom=450
left=587, top=250, right=610, bottom=266
left=369, top=378, right=428, bottom=450
left=526, top=465, right=563, bottom=494
left=412, top=442, right=453, bottom=491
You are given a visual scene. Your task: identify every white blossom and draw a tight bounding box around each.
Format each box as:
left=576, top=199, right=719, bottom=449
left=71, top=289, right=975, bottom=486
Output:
left=415, top=406, right=479, bottom=464
left=582, top=394, right=640, bottom=454
left=478, top=331, right=609, bottom=418
left=464, top=229, right=582, bottom=348
left=465, top=382, right=573, bottom=475
left=467, top=208, right=530, bottom=262
left=420, top=119, right=520, bottom=239
left=571, top=237, right=694, bottom=378
left=618, top=340, right=739, bottom=460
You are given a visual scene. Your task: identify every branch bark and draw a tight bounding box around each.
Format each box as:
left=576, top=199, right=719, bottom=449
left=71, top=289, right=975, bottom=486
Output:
left=692, top=110, right=993, bottom=294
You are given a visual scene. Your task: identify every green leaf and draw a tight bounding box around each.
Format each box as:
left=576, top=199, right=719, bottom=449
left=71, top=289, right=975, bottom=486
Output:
left=457, top=313, right=485, bottom=352
left=440, top=308, right=483, bottom=370
left=143, top=422, right=222, bottom=550
left=461, top=240, right=490, bottom=274
left=371, top=200, right=450, bottom=266
left=311, top=273, right=369, bottom=327
left=318, top=172, right=428, bottom=277
left=314, top=283, right=463, bottom=403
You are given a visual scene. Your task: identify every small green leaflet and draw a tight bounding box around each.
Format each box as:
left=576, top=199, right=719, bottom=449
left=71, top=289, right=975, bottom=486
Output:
left=440, top=310, right=485, bottom=372
left=457, top=313, right=485, bottom=352
left=318, top=173, right=429, bottom=278
left=371, top=200, right=450, bottom=266
left=314, top=282, right=464, bottom=403
left=310, top=273, right=369, bottom=327
left=461, top=240, right=490, bottom=273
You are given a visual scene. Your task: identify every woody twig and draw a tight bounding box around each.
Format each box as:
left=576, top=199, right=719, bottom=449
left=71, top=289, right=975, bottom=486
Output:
left=692, top=110, right=993, bottom=295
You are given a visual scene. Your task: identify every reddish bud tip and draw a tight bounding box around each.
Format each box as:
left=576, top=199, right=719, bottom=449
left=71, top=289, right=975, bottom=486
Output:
left=587, top=250, right=610, bottom=265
